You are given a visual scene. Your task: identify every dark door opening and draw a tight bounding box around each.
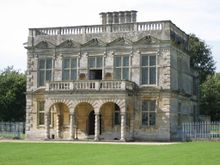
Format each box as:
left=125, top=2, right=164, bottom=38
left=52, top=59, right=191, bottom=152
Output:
left=88, top=111, right=95, bottom=135
left=89, top=70, right=102, bottom=80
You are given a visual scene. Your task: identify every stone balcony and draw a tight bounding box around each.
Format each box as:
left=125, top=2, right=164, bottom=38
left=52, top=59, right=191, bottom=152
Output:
left=45, top=80, right=136, bottom=92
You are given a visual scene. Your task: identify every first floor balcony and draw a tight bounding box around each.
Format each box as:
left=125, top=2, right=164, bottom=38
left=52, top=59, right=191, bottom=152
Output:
left=45, top=80, right=136, bottom=92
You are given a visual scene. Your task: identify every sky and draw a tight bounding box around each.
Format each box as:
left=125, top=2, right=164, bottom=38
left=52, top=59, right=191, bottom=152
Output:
left=0, top=0, right=219, bottom=72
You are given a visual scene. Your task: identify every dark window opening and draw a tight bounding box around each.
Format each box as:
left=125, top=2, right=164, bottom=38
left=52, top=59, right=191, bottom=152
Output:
left=89, top=70, right=102, bottom=80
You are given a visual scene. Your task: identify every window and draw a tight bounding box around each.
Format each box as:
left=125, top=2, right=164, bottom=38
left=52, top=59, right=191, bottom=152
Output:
left=88, top=56, right=103, bottom=80
left=114, top=55, right=129, bottom=80
left=141, top=55, right=156, bottom=85
left=38, top=101, right=45, bottom=125
left=38, top=58, right=52, bottom=86
left=142, top=100, right=156, bottom=126
left=114, top=104, right=120, bottom=125
left=88, top=56, right=102, bottom=69
left=62, top=57, right=77, bottom=80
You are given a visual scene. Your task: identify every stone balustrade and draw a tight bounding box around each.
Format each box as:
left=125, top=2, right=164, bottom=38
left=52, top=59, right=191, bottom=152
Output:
left=29, top=21, right=171, bottom=36
left=45, top=80, right=136, bottom=92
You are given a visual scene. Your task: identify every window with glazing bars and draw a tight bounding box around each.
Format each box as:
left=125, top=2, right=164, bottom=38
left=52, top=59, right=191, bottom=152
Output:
left=141, top=55, right=156, bottom=85
left=114, top=55, right=129, bottom=80
left=142, top=100, right=156, bottom=126
left=62, top=58, right=77, bottom=80
left=38, top=58, right=52, bottom=86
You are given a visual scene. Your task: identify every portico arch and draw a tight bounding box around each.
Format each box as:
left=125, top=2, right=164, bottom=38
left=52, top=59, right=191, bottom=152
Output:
left=75, top=102, right=95, bottom=138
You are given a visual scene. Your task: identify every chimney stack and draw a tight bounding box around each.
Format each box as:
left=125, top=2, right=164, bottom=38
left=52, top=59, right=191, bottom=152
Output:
left=99, top=10, right=137, bottom=25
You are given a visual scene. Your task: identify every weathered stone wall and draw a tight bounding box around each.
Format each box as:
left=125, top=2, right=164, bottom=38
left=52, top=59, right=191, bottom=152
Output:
left=25, top=16, right=198, bottom=141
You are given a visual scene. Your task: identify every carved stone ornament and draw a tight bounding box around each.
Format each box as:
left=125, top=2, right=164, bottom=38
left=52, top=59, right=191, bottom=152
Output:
left=82, top=38, right=106, bottom=47
left=107, top=37, right=132, bottom=46
left=58, top=40, right=79, bottom=48
left=134, top=35, right=160, bottom=45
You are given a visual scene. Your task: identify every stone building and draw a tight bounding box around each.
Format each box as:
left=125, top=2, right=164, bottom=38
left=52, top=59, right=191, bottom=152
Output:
left=25, top=11, right=199, bottom=141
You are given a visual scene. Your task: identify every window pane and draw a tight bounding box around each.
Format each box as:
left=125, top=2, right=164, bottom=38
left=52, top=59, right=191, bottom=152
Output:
left=63, top=58, right=70, bottom=68
left=114, top=68, right=121, bottom=80
left=39, top=59, right=45, bottom=69
left=123, top=56, right=129, bottom=66
left=150, top=67, right=156, bottom=84
left=63, top=70, right=69, bottom=80
left=39, top=113, right=45, bottom=125
left=150, top=56, right=156, bottom=66
left=123, top=68, right=129, bottom=80
left=142, top=56, right=148, bottom=66
left=149, top=113, right=156, bottom=125
left=150, top=101, right=156, bottom=111
left=71, top=70, right=77, bottom=80
left=142, top=112, right=148, bottom=125
left=39, top=102, right=44, bottom=112
left=115, top=56, right=121, bottom=67
left=46, top=59, right=52, bottom=69
left=71, top=58, right=77, bottom=68
left=89, top=57, right=95, bottom=68
left=46, top=70, right=52, bottom=81
left=97, top=57, right=102, bottom=68
left=141, top=68, right=148, bottom=84
left=142, top=101, right=148, bottom=111
left=39, top=71, right=45, bottom=86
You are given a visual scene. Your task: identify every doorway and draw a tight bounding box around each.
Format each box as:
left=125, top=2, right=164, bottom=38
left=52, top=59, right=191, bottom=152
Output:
left=89, top=70, right=102, bottom=80
left=88, top=111, right=95, bottom=135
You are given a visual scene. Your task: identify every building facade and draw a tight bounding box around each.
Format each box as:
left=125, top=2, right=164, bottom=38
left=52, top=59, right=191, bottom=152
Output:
left=25, top=11, right=199, bottom=141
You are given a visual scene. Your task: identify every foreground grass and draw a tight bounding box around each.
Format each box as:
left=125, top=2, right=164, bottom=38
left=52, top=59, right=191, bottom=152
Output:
left=0, top=142, right=220, bottom=165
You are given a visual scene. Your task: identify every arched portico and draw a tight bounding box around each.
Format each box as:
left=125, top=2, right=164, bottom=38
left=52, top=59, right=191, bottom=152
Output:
left=44, top=98, right=127, bottom=141
left=98, top=99, right=127, bottom=141
left=44, top=99, right=74, bottom=140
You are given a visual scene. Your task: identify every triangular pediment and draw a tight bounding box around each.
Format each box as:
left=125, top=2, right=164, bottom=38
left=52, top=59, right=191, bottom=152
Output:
left=134, top=36, right=161, bottom=45
left=57, top=40, right=80, bottom=48
left=35, top=41, right=55, bottom=49
left=107, top=37, right=132, bottom=46
left=82, top=38, right=106, bottom=47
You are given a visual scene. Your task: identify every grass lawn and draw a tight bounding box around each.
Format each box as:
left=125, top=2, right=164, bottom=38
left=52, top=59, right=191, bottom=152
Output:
left=0, top=141, right=220, bottom=165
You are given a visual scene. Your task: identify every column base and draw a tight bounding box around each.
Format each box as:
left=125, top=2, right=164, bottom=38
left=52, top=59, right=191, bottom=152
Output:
left=94, top=136, right=100, bottom=141
left=120, top=138, right=126, bottom=142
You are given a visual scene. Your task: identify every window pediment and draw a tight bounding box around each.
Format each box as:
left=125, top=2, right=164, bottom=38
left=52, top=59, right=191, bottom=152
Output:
left=57, top=40, right=80, bottom=48
left=35, top=41, right=55, bottom=49
left=134, top=36, right=161, bottom=45
left=82, top=38, right=106, bottom=47
left=107, top=37, right=132, bottom=46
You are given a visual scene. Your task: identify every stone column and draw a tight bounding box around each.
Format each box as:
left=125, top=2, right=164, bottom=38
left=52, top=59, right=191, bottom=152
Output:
left=94, top=112, right=100, bottom=141
left=120, top=112, right=126, bottom=141
left=69, top=113, right=75, bottom=140
left=45, top=112, right=50, bottom=139
left=56, top=114, right=60, bottom=139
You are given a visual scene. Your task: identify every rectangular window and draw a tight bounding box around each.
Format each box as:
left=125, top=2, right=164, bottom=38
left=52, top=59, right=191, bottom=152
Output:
left=142, top=100, right=156, bottom=126
left=38, top=58, right=52, bottom=86
left=38, top=101, right=45, bottom=126
left=62, top=57, right=77, bottom=80
left=141, top=55, right=156, bottom=85
left=88, top=56, right=102, bottom=69
left=114, top=55, right=129, bottom=80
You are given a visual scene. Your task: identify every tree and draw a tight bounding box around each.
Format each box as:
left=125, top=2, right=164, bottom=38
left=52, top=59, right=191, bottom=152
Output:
left=0, top=67, right=26, bottom=121
left=189, top=34, right=216, bottom=83
left=200, top=74, right=220, bottom=121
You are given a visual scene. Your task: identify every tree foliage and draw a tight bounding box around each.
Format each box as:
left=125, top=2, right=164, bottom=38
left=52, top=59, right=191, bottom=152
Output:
left=189, top=34, right=216, bottom=83
left=0, top=67, right=26, bottom=121
left=200, top=74, right=220, bottom=121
